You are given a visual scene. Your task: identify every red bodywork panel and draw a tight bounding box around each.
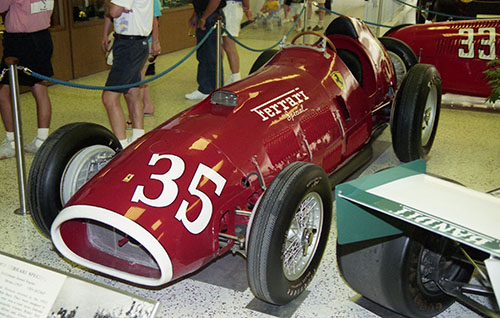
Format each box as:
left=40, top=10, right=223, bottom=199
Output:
left=387, top=19, right=499, bottom=97
left=52, top=17, right=397, bottom=286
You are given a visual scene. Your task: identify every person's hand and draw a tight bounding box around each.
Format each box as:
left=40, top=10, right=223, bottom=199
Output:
left=189, top=14, right=197, bottom=27
left=197, top=18, right=206, bottom=30
left=151, top=41, right=161, bottom=56
left=244, top=7, right=254, bottom=21
left=101, top=35, right=110, bottom=52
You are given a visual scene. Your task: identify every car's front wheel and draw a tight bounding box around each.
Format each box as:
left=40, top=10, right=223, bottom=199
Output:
left=391, top=64, right=441, bottom=162
left=247, top=162, right=332, bottom=305
left=28, top=122, right=121, bottom=237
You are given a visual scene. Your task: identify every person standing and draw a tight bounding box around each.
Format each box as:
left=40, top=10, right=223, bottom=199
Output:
left=101, top=0, right=153, bottom=148
left=140, top=0, right=162, bottom=116
left=0, top=0, right=54, bottom=160
left=222, top=0, right=253, bottom=85
left=185, top=0, right=226, bottom=100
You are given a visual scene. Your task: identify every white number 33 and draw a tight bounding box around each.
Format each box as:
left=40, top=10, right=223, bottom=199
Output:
left=131, top=154, right=227, bottom=235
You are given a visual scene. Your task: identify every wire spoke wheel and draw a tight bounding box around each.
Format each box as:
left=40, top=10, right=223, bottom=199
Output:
left=283, top=192, right=323, bottom=281
left=247, top=162, right=332, bottom=305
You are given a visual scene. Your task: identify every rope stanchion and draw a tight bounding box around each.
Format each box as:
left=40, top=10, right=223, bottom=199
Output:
left=216, top=17, right=223, bottom=89
left=5, top=57, right=29, bottom=216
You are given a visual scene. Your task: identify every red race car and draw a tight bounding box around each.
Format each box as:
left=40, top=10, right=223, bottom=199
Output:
left=384, top=18, right=499, bottom=98
left=28, top=16, right=441, bottom=305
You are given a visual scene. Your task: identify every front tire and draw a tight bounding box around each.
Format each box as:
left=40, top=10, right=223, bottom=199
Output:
left=391, top=64, right=441, bottom=162
left=247, top=162, right=332, bottom=305
left=28, top=123, right=121, bottom=236
left=338, top=229, right=474, bottom=317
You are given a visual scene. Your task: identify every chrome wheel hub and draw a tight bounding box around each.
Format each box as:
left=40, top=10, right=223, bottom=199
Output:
left=61, top=145, right=115, bottom=205
left=422, top=84, right=438, bottom=145
left=283, top=192, right=323, bottom=281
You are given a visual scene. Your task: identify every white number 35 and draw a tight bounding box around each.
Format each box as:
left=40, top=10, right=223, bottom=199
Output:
left=131, top=154, right=227, bottom=235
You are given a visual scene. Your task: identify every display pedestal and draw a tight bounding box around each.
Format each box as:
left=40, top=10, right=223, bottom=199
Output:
left=0, top=252, right=159, bottom=318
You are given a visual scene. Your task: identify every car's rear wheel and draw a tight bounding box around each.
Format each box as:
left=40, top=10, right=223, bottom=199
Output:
left=379, top=37, right=418, bottom=87
left=28, top=122, right=121, bottom=237
left=247, top=162, right=332, bottom=305
left=249, top=49, right=278, bottom=74
left=391, top=64, right=441, bottom=162
left=337, top=229, right=474, bottom=317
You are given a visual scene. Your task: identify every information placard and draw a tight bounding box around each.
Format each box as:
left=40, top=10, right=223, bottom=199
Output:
left=0, top=253, right=159, bottom=318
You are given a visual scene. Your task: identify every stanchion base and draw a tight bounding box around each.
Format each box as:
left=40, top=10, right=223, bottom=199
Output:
left=14, top=208, right=30, bottom=216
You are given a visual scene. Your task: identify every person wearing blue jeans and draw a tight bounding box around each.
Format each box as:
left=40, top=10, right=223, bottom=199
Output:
left=185, top=0, right=226, bottom=100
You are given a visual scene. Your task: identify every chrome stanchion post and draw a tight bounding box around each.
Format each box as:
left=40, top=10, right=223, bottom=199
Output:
left=376, top=0, right=383, bottom=37
left=215, top=16, right=223, bottom=89
left=5, top=57, right=29, bottom=216
left=304, top=2, right=309, bottom=43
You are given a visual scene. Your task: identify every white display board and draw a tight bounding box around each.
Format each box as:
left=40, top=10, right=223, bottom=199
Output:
left=0, top=252, right=160, bottom=318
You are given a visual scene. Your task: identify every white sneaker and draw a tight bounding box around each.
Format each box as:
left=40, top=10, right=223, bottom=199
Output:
left=185, top=90, right=208, bottom=100
left=0, top=139, right=15, bottom=160
left=24, top=137, right=44, bottom=154
left=229, top=73, right=241, bottom=84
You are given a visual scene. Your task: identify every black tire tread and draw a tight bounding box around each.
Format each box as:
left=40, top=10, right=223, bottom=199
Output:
left=391, top=64, right=441, bottom=162
left=249, top=49, right=279, bottom=74
left=28, top=122, right=120, bottom=237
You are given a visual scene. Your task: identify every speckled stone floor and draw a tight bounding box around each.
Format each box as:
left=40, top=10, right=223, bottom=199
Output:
left=1, top=2, right=499, bottom=317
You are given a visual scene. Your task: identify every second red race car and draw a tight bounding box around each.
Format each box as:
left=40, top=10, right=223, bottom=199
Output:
left=385, top=18, right=499, bottom=99
left=28, top=16, right=441, bottom=305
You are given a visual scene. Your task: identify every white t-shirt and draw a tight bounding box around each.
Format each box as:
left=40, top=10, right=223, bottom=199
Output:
left=111, top=0, right=153, bottom=36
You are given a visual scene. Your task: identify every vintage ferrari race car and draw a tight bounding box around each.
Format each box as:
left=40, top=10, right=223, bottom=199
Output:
left=336, top=160, right=500, bottom=317
left=385, top=18, right=500, bottom=98
left=28, top=16, right=441, bottom=305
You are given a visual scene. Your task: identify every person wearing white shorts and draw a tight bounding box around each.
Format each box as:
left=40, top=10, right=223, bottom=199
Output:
left=308, top=0, right=325, bottom=31
left=222, top=0, right=253, bottom=84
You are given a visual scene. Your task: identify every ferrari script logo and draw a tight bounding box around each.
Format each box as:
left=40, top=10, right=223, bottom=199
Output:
left=251, top=87, right=310, bottom=122
left=331, top=71, right=346, bottom=92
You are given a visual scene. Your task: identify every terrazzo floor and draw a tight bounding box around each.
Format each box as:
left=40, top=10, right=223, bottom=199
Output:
left=1, top=2, right=500, bottom=317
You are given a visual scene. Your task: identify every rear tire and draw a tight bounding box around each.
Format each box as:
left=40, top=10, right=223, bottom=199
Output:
left=28, top=123, right=121, bottom=236
left=249, top=49, right=278, bottom=74
left=391, top=64, right=441, bottom=162
left=379, top=37, right=418, bottom=87
left=338, top=229, right=474, bottom=317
